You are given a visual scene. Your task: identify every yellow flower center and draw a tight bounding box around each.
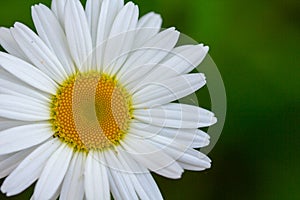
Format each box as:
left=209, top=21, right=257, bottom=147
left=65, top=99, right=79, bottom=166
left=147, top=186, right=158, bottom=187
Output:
left=50, top=72, right=133, bottom=152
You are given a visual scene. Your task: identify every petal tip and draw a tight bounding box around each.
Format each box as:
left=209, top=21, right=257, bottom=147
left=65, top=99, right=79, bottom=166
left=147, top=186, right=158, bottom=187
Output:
left=211, top=116, right=218, bottom=125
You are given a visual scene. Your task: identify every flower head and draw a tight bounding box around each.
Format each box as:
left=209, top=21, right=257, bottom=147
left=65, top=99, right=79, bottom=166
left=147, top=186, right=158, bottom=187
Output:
left=0, top=0, right=217, bottom=199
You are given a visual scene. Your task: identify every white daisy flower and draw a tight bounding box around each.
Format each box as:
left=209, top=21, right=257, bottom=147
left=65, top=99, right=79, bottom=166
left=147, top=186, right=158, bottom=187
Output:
left=0, top=0, right=217, bottom=199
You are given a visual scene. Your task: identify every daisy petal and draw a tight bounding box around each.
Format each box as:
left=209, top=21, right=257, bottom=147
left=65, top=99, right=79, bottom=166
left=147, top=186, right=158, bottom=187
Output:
left=1, top=139, right=60, bottom=196
left=144, top=44, right=209, bottom=82
left=118, top=28, right=179, bottom=80
left=33, top=143, right=73, bottom=200
left=104, top=151, right=138, bottom=200
left=135, top=173, right=163, bottom=200
left=85, top=151, right=110, bottom=200
left=115, top=148, right=163, bottom=200
left=0, top=68, right=49, bottom=103
left=95, top=0, right=124, bottom=70
left=0, top=78, right=50, bottom=103
left=119, top=63, right=156, bottom=90
left=133, top=73, right=206, bottom=108
left=52, top=185, right=62, bottom=200
left=0, top=52, right=57, bottom=94
left=85, top=0, right=103, bottom=46
left=0, top=28, right=27, bottom=61
left=85, top=0, right=104, bottom=68
left=0, top=68, right=25, bottom=85
left=130, top=121, right=210, bottom=149
left=32, top=4, right=75, bottom=75
left=11, top=23, right=68, bottom=83
left=193, top=129, right=211, bottom=148
left=0, top=148, right=34, bottom=179
left=151, top=139, right=211, bottom=171
left=122, top=134, right=183, bottom=179
left=0, top=123, right=52, bottom=155
left=133, top=12, right=162, bottom=48
left=0, top=94, right=50, bottom=121
left=60, top=152, right=85, bottom=200
left=176, top=148, right=211, bottom=171
left=103, top=2, right=138, bottom=75
left=0, top=119, right=28, bottom=132
left=133, top=128, right=211, bottom=171
left=0, top=154, right=12, bottom=161
left=135, top=103, right=217, bottom=128
left=163, top=44, right=209, bottom=75
left=65, top=0, right=93, bottom=72
left=51, top=0, right=67, bottom=26
left=106, top=170, right=124, bottom=200
left=130, top=124, right=189, bottom=159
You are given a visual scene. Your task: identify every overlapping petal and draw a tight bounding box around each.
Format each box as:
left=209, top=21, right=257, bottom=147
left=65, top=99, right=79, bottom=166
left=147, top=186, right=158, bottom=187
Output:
left=65, top=0, right=93, bottom=72
left=1, top=139, right=60, bottom=196
left=32, top=4, right=75, bottom=75
left=0, top=123, right=52, bottom=155
left=33, top=143, right=73, bottom=200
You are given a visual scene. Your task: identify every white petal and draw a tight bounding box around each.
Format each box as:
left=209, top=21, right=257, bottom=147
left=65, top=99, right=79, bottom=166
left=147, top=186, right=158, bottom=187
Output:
left=0, top=52, right=57, bottom=94
left=163, top=44, right=209, bottom=75
left=104, top=151, right=138, bottom=200
left=85, top=151, right=109, bottom=200
left=130, top=121, right=210, bottom=149
left=113, top=148, right=163, bottom=200
left=0, top=119, right=28, bottom=131
left=106, top=170, right=122, bottom=200
left=152, top=135, right=210, bottom=168
left=135, top=103, right=217, bottom=128
left=130, top=124, right=189, bottom=159
left=0, top=66, right=49, bottom=101
left=1, top=139, right=60, bottom=196
left=193, top=129, right=211, bottom=148
left=103, top=2, right=138, bottom=75
left=161, top=128, right=210, bottom=149
left=85, top=0, right=103, bottom=68
left=0, top=28, right=27, bottom=61
left=121, top=134, right=183, bottom=179
left=60, top=152, right=85, bottom=200
left=0, top=94, right=50, bottom=121
left=0, top=123, right=52, bottom=155
left=133, top=172, right=163, bottom=200
left=117, top=28, right=179, bottom=81
left=101, top=146, right=146, bottom=174
left=52, top=185, right=62, bottom=200
left=131, top=127, right=211, bottom=171
left=65, top=0, right=93, bottom=72
left=137, top=12, right=162, bottom=30
left=144, top=44, right=209, bottom=82
left=32, top=4, right=75, bottom=75
left=151, top=138, right=211, bottom=171
left=95, top=0, right=124, bottom=71
left=119, top=63, right=156, bottom=90
left=0, top=78, right=50, bottom=103
left=177, top=148, right=211, bottom=171
left=51, top=0, right=67, bottom=26
left=133, top=73, right=206, bottom=108
left=85, top=0, right=103, bottom=46
left=0, top=147, right=34, bottom=179
left=11, top=23, right=68, bottom=83
left=33, top=143, right=73, bottom=200
left=0, top=67, right=26, bottom=85
left=0, top=69, right=50, bottom=104
left=0, top=154, right=11, bottom=163
left=133, top=12, right=162, bottom=49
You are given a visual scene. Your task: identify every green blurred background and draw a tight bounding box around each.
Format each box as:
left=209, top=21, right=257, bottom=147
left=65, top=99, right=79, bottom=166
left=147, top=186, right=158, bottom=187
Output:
left=0, top=0, right=299, bottom=199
